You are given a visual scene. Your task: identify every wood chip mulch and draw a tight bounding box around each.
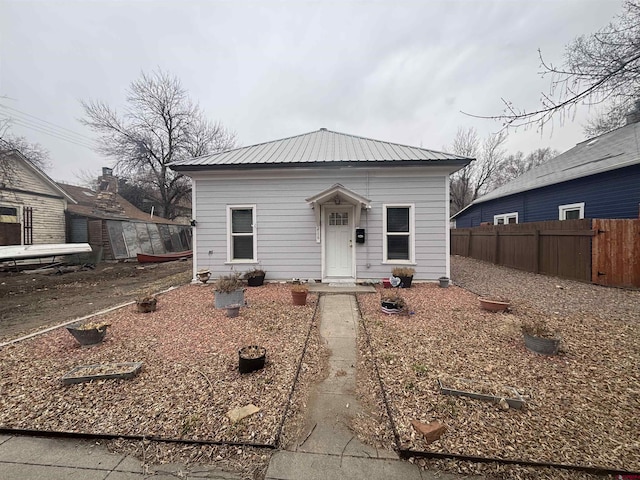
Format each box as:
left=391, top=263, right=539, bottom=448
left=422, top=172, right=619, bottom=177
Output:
left=0, top=283, right=325, bottom=478
left=354, top=270, right=639, bottom=480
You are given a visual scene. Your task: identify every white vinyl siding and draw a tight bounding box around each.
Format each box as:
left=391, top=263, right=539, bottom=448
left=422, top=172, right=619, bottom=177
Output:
left=191, top=168, right=449, bottom=281
left=382, top=204, right=415, bottom=264
left=494, top=212, right=518, bottom=225
left=226, top=205, right=257, bottom=262
left=559, top=202, right=584, bottom=220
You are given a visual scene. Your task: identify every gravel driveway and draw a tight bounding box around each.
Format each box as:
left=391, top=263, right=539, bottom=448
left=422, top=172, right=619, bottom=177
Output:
left=451, top=255, right=639, bottom=322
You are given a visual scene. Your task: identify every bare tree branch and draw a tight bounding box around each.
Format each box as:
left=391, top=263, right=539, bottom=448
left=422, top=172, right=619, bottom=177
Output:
left=80, top=69, right=236, bottom=219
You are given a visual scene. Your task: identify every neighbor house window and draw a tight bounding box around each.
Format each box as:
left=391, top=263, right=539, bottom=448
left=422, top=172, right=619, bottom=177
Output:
left=383, top=204, right=415, bottom=263
left=559, top=202, right=585, bottom=220
left=493, top=212, right=518, bottom=225
left=0, top=206, right=18, bottom=223
left=227, top=205, right=257, bottom=262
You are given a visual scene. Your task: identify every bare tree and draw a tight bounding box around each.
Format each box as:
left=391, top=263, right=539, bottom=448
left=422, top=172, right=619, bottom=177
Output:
left=0, top=118, right=51, bottom=188
left=489, top=147, right=558, bottom=190
left=583, top=99, right=640, bottom=137
left=81, top=69, right=237, bottom=220
left=468, top=0, right=640, bottom=132
left=449, top=127, right=508, bottom=214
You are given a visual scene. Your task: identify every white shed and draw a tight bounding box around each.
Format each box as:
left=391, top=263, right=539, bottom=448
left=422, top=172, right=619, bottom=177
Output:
left=170, top=128, right=472, bottom=283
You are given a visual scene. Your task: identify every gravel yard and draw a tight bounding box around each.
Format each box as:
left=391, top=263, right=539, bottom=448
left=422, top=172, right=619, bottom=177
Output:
left=0, top=283, right=325, bottom=479
left=355, top=256, right=639, bottom=479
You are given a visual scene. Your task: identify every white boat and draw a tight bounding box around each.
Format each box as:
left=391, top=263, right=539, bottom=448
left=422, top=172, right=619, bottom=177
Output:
left=0, top=243, right=92, bottom=261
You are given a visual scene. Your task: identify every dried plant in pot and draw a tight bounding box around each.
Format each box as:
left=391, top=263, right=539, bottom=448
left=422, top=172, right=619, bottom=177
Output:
left=214, top=274, right=245, bottom=309
left=238, top=345, right=266, bottom=374
left=136, top=293, right=157, bottom=313
left=380, top=290, right=407, bottom=314
left=66, top=321, right=110, bottom=347
left=392, top=267, right=415, bottom=288
left=521, top=317, right=560, bottom=355
left=244, top=268, right=266, bottom=287
left=291, top=283, right=309, bottom=305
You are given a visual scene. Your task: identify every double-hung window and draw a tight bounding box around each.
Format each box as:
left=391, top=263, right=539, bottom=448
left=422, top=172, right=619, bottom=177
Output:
left=383, top=204, right=415, bottom=263
left=559, top=202, right=584, bottom=220
left=227, top=205, right=256, bottom=262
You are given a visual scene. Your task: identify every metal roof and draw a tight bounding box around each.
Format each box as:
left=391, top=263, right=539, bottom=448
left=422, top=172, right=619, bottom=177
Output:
left=454, top=120, right=640, bottom=216
left=170, top=128, right=471, bottom=170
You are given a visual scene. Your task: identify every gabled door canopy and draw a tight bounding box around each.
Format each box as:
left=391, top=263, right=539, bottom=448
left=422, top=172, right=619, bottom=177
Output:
left=305, top=183, right=371, bottom=227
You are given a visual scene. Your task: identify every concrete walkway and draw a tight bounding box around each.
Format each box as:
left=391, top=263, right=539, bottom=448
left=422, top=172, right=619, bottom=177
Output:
left=265, top=294, right=466, bottom=480
left=0, top=434, right=242, bottom=479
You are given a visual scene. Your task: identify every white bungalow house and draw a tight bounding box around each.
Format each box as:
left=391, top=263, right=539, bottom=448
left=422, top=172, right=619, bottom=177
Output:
left=170, top=128, right=472, bottom=283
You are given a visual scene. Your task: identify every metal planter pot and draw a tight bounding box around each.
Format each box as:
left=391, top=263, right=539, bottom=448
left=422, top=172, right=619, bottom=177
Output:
left=523, top=332, right=560, bottom=355
left=215, top=289, right=245, bottom=309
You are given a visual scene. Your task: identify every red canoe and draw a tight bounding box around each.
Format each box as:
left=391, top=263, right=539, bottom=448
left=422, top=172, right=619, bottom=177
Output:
left=136, top=250, right=192, bottom=263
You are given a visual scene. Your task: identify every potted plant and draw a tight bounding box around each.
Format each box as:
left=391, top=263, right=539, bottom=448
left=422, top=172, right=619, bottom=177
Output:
left=380, top=290, right=406, bottom=314
left=66, top=321, right=110, bottom=347
left=244, top=268, right=266, bottom=287
left=392, top=267, right=415, bottom=288
left=239, top=345, right=266, bottom=374
left=226, top=303, right=241, bottom=318
left=136, top=293, right=157, bottom=313
left=479, top=296, right=510, bottom=312
left=521, top=317, right=560, bottom=355
left=214, top=274, right=245, bottom=309
left=196, top=269, right=211, bottom=284
left=291, top=284, right=308, bottom=305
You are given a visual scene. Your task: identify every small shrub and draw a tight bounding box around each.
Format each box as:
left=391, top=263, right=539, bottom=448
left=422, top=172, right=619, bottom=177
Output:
left=521, top=317, right=557, bottom=339
left=244, top=268, right=266, bottom=279
left=136, top=292, right=156, bottom=303
left=215, top=274, right=242, bottom=293
left=392, top=266, right=415, bottom=277
left=380, top=290, right=406, bottom=309
left=291, top=284, right=309, bottom=293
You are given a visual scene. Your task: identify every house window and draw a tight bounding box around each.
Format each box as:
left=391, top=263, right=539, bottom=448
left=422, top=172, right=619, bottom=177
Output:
left=227, top=205, right=256, bottom=262
left=383, top=204, right=415, bottom=263
left=493, top=212, right=518, bottom=225
left=0, top=206, right=18, bottom=223
left=559, top=202, right=584, bottom=220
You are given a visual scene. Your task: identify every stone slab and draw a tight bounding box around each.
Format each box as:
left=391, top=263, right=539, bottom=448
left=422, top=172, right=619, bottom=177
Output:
left=0, top=436, right=124, bottom=470
left=0, top=462, right=107, bottom=480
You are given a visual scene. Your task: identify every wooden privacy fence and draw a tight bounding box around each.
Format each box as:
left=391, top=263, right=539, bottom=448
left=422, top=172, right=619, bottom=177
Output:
left=451, top=219, right=640, bottom=288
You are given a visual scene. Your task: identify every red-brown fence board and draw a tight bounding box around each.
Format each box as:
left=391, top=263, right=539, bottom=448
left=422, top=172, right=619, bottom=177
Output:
left=592, top=219, right=640, bottom=288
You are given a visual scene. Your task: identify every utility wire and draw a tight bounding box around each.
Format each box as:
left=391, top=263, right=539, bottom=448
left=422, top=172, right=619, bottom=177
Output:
left=0, top=114, right=97, bottom=150
left=0, top=104, right=96, bottom=142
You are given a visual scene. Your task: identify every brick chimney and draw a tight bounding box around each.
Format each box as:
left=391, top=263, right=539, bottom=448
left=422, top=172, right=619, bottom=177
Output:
left=95, top=167, right=125, bottom=215
left=625, top=100, right=640, bottom=125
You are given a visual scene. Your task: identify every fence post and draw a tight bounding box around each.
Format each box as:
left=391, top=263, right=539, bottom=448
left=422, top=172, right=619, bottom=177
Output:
left=466, top=230, right=472, bottom=257
left=533, top=230, right=540, bottom=273
left=494, top=230, right=499, bottom=264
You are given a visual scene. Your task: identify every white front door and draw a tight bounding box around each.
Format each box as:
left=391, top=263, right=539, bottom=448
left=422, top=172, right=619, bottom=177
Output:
left=324, top=206, right=354, bottom=279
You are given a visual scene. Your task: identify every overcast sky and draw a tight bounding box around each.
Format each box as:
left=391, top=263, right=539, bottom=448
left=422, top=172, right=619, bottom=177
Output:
left=1, top=0, right=624, bottom=184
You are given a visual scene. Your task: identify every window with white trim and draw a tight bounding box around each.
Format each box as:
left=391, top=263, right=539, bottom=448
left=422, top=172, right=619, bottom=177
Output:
left=493, top=212, right=518, bottom=225
left=383, top=204, right=415, bottom=263
left=559, top=202, right=584, bottom=220
left=227, top=205, right=257, bottom=262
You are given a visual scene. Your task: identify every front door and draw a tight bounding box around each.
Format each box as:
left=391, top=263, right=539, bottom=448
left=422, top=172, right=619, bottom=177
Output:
left=324, top=206, right=353, bottom=279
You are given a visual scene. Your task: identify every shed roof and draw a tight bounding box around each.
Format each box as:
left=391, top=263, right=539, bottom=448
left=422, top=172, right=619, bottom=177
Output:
left=58, top=183, right=179, bottom=225
left=170, top=128, right=471, bottom=171
left=452, top=120, right=640, bottom=218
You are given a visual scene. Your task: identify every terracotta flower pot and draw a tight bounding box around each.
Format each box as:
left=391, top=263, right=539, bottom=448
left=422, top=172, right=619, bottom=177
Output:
left=479, top=297, right=510, bottom=312
left=136, top=298, right=157, bottom=313
left=292, top=290, right=308, bottom=305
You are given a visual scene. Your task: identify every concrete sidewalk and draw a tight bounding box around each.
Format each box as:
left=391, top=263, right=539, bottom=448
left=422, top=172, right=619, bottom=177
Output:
left=0, top=434, right=242, bottom=479
left=265, top=294, right=470, bottom=480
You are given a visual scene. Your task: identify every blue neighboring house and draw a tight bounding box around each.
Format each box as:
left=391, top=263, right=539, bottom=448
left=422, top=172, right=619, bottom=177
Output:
left=451, top=116, right=640, bottom=228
